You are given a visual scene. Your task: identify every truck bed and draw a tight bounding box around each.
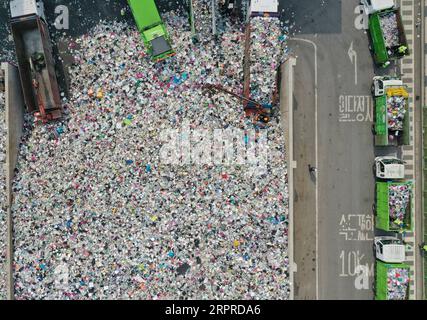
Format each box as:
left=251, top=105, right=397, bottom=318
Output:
left=375, top=261, right=410, bottom=300
left=378, top=10, right=405, bottom=49
left=11, top=15, right=61, bottom=114
left=369, top=8, right=408, bottom=64
left=374, top=91, right=410, bottom=146
left=376, top=181, right=412, bottom=232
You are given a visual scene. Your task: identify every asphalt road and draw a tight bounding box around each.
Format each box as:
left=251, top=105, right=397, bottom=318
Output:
left=291, top=39, right=317, bottom=300
left=289, top=0, right=377, bottom=300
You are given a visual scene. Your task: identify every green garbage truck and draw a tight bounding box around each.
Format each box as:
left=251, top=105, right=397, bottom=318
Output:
left=128, top=0, right=175, bottom=62
left=375, top=261, right=410, bottom=300
left=372, top=77, right=410, bottom=146
left=363, top=0, right=409, bottom=65
left=375, top=181, right=412, bottom=232
left=374, top=236, right=410, bottom=300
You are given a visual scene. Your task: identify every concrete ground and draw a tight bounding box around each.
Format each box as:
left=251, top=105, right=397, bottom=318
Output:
left=290, top=40, right=317, bottom=300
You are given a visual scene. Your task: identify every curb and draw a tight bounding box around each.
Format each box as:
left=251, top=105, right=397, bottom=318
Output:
left=2, top=62, right=25, bottom=301
left=280, top=56, right=297, bottom=300
left=421, top=0, right=426, bottom=300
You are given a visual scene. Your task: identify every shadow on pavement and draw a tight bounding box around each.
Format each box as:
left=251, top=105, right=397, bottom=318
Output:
left=280, top=0, right=342, bottom=35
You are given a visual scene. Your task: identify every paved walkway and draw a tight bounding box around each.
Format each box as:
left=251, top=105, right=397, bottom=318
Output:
left=399, top=0, right=418, bottom=300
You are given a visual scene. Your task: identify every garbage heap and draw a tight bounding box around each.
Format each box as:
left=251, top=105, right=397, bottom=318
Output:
left=217, top=29, right=245, bottom=91
left=387, top=267, right=409, bottom=300
left=0, top=92, right=7, bottom=300
left=11, top=5, right=290, bottom=300
left=379, top=12, right=400, bottom=48
left=387, top=95, right=407, bottom=131
left=193, top=0, right=214, bottom=36
left=250, top=17, right=282, bottom=104
left=389, top=184, right=411, bottom=225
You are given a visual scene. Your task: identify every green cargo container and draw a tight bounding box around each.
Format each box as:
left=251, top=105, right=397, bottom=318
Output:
left=368, top=8, right=408, bottom=65
left=374, top=89, right=410, bottom=146
left=128, top=0, right=175, bottom=61
left=376, top=181, right=412, bottom=232
left=375, top=261, right=410, bottom=300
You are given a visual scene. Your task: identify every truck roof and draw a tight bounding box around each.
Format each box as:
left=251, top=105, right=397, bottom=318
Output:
left=382, top=164, right=405, bottom=179
left=377, top=243, right=406, bottom=263
left=382, top=79, right=404, bottom=87
left=369, top=0, right=395, bottom=12
left=10, top=0, right=45, bottom=20
left=151, top=36, right=172, bottom=58
left=250, top=0, right=279, bottom=16
left=128, top=0, right=162, bottom=32
left=376, top=156, right=405, bottom=164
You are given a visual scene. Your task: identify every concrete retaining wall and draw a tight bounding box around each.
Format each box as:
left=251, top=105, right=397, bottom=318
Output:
left=1, top=62, right=25, bottom=300
left=3, top=63, right=25, bottom=202
left=280, top=57, right=296, bottom=300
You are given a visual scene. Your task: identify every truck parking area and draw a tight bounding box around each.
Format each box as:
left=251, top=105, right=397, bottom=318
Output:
left=290, top=0, right=424, bottom=300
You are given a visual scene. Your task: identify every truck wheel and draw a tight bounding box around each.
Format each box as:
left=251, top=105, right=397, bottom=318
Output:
left=371, top=124, right=376, bottom=135
left=372, top=163, right=377, bottom=176
left=372, top=203, right=376, bottom=215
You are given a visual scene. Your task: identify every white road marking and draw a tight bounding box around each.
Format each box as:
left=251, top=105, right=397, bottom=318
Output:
left=338, top=95, right=373, bottom=122
left=291, top=37, right=319, bottom=300
left=348, top=41, right=358, bottom=85
left=354, top=5, right=369, bottom=30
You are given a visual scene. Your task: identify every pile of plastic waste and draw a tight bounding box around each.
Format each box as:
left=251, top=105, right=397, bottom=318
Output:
left=0, top=91, right=6, bottom=300
left=250, top=17, right=283, bottom=104
left=387, top=267, right=409, bottom=300
left=10, top=3, right=290, bottom=300
left=380, top=12, right=400, bottom=48
left=387, top=96, right=407, bottom=131
left=389, top=184, right=411, bottom=223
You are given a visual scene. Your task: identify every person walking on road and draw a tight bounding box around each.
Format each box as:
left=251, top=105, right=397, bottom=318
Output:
left=308, top=164, right=317, bottom=174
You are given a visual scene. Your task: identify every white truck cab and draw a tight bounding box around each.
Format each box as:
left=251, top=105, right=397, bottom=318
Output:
left=250, top=0, right=279, bottom=16
left=10, top=0, right=46, bottom=20
left=372, top=76, right=403, bottom=97
left=361, top=0, right=395, bottom=15
left=375, top=156, right=405, bottom=179
left=374, top=236, right=406, bottom=263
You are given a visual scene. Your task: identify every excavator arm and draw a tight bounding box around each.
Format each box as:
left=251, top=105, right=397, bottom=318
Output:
left=202, top=83, right=271, bottom=123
